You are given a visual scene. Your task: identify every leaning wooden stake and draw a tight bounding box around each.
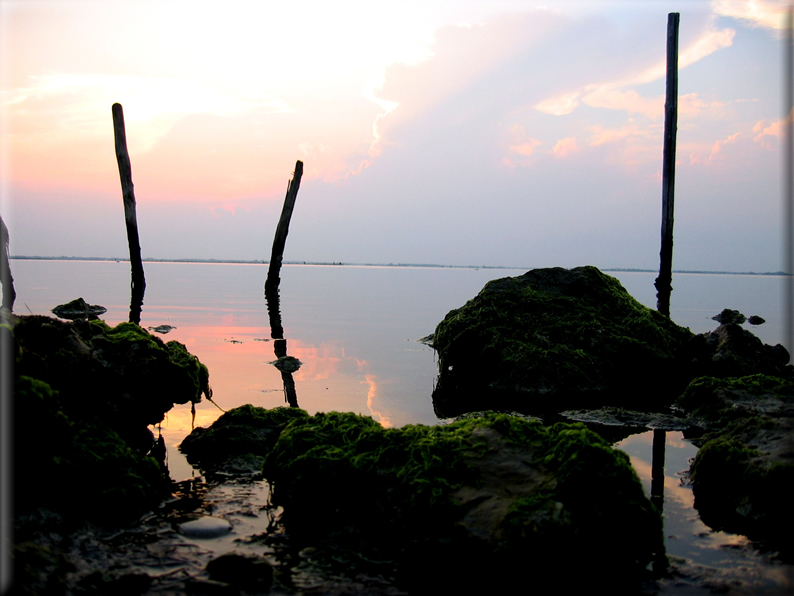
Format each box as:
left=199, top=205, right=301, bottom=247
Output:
left=0, top=215, right=15, bottom=311
left=654, top=12, right=680, bottom=317
left=112, top=103, right=146, bottom=323
left=265, top=161, right=303, bottom=293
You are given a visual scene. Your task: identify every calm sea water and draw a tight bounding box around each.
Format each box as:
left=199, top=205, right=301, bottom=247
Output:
left=10, top=259, right=793, bottom=593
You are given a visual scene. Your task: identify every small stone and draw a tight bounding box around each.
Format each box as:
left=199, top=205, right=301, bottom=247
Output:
left=51, top=297, right=107, bottom=320
left=148, top=324, right=177, bottom=334
left=177, top=516, right=233, bottom=538
left=748, top=315, right=766, bottom=326
left=711, top=309, right=746, bottom=325
left=270, top=355, right=302, bottom=372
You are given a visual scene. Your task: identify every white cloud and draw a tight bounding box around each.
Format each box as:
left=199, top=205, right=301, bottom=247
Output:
left=712, top=0, right=789, bottom=30
left=581, top=88, right=663, bottom=119
left=535, top=92, right=581, bottom=116
left=534, top=22, right=735, bottom=118
left=2, top=73, right=290, bottom=153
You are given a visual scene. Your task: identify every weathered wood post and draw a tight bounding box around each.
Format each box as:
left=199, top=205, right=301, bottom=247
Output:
left=265, top=160, right=303, bottom=293
left=784, top=6, right=793, bottom=358
left=654, top=12, right=680, bottom=318
left=263, top=161, right=303, bottom=407
left=112, top=103, right=146, bottom=324
left=0, top=216, right=15, bottom=311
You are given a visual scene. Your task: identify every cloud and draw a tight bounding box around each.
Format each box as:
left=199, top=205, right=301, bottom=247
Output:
left=589, top=123, right=650, bottom=146
left=551, top=137, right=578, bottom=158
left=510, top=140, right=544, bottom=156
left=712, top=0, right=789, bottom=30
left=752, top=110, right=792, bottom=149
left=678, top=25, right=737, bottom=69
left=2, top=73, right=289, bottom=153
left=679, top=93, right=727, bottom=117
left=535, top=92, right=581, bottom=116
left=581, top=88, right=663, bottom=119
left=689, top=131, right=742, bottom=164
left=533, top=22, right=735, bottom=118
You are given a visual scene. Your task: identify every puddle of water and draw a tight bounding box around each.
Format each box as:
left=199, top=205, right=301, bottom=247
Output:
left=616, top=431, right=794, bottom=595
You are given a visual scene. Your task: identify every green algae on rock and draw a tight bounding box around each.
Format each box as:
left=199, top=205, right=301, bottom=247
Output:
left=674, top=375, right=794, bottom=548
left=180, top=404, right=309, bottom=475
left=11, top=314, right=211, bottom=525
left=430, top=266, right=695, bottom=417
left=51, top=297, right=107, bottom=320
left=15, top=316, right=210, bottom=435
left=14, top=375, right=168, bottom=525
left=263, top=410, right=663, bottom=592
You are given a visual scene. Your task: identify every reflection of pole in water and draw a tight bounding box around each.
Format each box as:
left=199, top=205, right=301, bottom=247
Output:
left=265, top=286, right=299, bottom=408
left=651, top=428, right=666, bottom=512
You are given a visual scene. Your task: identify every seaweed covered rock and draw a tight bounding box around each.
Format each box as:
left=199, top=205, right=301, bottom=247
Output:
left=687, top=323, right=791, bottom=379
left=15, top=315, right=210, bottom=448
left=11, top=314, right=211, bottom=524
left=674, top=375, right=794, bottom=547
left=180, top=405, right=309, bottom=475
left=430, top=266, right=694, bottom=417
left=51, top=297, right=107, bottom=320
left=263, top=411, right=663, bottom=592
left=14, top=375, right=168, bottom=524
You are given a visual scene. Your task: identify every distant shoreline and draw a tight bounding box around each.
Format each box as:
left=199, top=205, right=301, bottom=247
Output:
left=9, top=255, right=786, bottom=277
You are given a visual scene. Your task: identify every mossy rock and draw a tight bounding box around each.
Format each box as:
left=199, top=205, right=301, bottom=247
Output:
left=12, top=315, right=211, bottom=525
left=51, top=297, right=107, bottom=320
left=263, top=410, right=663, bottom=591
left=674, top=374, right=794, bottom=426
left=675, top=375, right=794, bottom=547
left=180, top=404, right=309, bottom=475
left=14, top=315, right=211, bottom=438
left=430, top=266, right=694, bottom=417
left=14, top=376, right=168, bottom=525
left=689, top=416, right=794, bottom=546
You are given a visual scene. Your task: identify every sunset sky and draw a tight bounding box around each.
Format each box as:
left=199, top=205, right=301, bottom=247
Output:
left=0, top=0, right=790, bottom=271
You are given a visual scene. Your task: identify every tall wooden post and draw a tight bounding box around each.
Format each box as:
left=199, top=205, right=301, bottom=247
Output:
left=265, top=161, right=303, bottom=293
left=785, top=6, right=793, bottom=358
left=112, top=103, right=146, bottom=324
left=0, top=216, right=15, bottom=311
left=655, top=13, right=680, bottom=317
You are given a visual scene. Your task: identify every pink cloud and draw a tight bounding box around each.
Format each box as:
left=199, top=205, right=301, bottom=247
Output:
left=589, top=123, right=650, bottom=146
left=581, top=88, right=663, bottom=119
left=678, top=93, right=727, bottom=117
left=687, top=132, right=742, bottom=165
left=551, top=137, right=578, bottom=158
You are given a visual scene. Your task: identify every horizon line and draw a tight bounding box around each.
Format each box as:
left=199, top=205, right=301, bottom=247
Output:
left=8, top=255, right=787, bottom=277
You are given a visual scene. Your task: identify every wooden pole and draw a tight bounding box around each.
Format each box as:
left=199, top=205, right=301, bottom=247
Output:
left=785, top=6, right=793, bottom=358
left=111, top=103, right=146, bottom=324
left=655, top=13, right=680, bottom=317
left=0, top=216, right=15, bottom=311
left=265, top=161, right=303, bottom=293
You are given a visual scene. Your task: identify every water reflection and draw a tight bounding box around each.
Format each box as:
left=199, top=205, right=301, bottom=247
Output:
left=651, top=428, right=666, bottom=512
left=617, top=431, right=793, bottom=593
left=129, top=280, right=144, bottom=325
left=265, top=285, right=299, bottom=408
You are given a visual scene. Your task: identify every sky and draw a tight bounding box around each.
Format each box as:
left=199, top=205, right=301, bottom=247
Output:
left=0, top=0, right=791, bottom=271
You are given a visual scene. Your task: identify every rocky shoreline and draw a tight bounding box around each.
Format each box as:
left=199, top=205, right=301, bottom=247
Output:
left=8, top=267, right=794, bottom=594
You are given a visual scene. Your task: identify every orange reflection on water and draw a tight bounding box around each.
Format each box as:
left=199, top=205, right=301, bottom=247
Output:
left=151, top=324, right=385, bottom=434
left=364, top=374, right=393, bottom=428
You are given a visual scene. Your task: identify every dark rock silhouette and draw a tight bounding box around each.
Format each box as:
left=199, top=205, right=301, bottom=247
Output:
left=430, top=266, right=694, bottom=417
